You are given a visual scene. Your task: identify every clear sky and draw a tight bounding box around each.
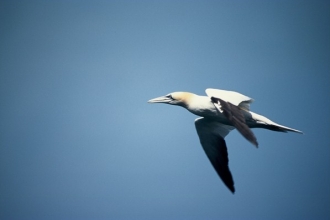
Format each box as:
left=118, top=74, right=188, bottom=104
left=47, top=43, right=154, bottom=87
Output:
left=1, top=0, right=329, bottom=219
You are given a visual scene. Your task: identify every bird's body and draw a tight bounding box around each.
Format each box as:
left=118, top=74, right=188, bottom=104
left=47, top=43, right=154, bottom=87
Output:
left=148, top=88, right=302, bottom=193
left=182, top=94, right=226, bottom=120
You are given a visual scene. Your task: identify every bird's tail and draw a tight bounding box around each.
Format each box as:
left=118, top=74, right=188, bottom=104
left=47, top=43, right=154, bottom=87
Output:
left=250, top=112, right=303, bottom=134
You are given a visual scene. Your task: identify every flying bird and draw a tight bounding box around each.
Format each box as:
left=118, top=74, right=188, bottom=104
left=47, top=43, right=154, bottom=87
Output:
left=148, top=88, right=302, bottom=193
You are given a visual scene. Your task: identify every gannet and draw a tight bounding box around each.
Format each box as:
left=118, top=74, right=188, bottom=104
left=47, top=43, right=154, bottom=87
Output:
left=148, top=88, right=302, bottom=193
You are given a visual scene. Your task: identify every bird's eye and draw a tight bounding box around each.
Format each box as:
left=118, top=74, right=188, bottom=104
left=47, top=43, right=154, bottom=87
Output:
left=166, top=94, right=174, bottom=100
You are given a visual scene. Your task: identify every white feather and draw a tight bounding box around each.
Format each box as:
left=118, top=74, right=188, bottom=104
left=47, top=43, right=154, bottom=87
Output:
left=206, top=88, right=253, bottom=110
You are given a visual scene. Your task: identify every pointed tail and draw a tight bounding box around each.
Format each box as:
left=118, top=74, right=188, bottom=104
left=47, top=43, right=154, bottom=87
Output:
left=250, top=112, right=303, bottom=134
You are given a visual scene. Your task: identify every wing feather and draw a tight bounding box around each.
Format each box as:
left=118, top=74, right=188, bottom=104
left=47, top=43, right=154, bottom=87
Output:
left=195, top=118, right=235, bottom=193
left=211, top=97, right=259, bottom=147
left=206, top=88, right=253, bottom=111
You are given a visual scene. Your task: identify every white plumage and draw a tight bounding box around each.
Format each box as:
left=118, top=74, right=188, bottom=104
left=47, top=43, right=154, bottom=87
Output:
left=148, top=88, right=302, bottom=193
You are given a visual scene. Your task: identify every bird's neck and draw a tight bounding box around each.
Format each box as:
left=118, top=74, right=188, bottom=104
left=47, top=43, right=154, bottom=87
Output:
left=185, top=95, right=218, bottom=118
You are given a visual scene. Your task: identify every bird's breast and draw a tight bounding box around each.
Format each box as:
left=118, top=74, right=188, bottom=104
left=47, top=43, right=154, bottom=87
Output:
left=187, top=97, right=225, bottom=119
left=186, top=97, right=229, bottom=123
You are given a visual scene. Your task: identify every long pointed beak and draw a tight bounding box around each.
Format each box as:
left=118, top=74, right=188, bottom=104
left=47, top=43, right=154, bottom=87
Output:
left=148, top=96, right=171, bottom=103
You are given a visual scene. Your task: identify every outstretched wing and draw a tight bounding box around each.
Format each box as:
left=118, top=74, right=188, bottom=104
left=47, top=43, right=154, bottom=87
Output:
left=195, top=117, right=235, bottom=193
left=206, top=88, right=253, bottom=111
left=211, top=97, right=259, bottom=147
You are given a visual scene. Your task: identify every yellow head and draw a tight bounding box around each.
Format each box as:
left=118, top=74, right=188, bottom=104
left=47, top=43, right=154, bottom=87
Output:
left=148, top=92, right=194, bottom=107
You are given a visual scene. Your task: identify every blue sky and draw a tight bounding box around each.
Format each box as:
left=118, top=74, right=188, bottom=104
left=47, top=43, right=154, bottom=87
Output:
left=1, top=0, right=329, bottom=219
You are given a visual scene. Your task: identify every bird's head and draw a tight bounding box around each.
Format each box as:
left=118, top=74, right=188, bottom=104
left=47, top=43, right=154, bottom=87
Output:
left=148, top=92, right=193, bottom=107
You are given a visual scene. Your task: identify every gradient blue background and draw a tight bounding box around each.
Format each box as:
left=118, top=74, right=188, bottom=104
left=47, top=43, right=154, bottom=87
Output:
left=1, top=1, right=329, bottom=219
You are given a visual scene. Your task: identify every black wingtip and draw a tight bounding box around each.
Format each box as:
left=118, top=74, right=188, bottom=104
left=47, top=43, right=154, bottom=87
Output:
left=229, top=186, right=235, bottom=194
left=254, top=140, right=259, bottom=148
